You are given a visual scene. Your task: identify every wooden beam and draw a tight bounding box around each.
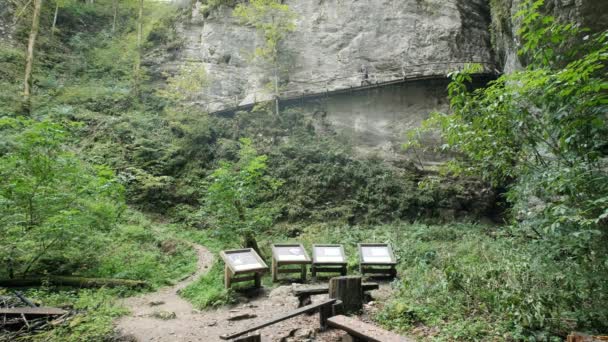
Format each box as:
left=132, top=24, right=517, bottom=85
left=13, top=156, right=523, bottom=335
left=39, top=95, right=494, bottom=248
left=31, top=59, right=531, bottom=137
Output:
left=0, top=276, right=148, bottom=289
left=0, top=307, right=67, bottom=317
left=294, top=283, right=379, bottom=297
left=327, top=315, right=413, bottom=342
left=220, top=299, right=337, bottom=340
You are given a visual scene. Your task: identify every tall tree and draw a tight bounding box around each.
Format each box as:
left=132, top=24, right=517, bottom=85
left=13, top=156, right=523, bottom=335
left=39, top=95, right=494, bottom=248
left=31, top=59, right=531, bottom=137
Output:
left=234, top=0, right=296, bottom=116
left=132, top=0, right=144, bottom=98
left=112, top=0, right=118, bottom=34
left=22, top=0, right=42, bottom=114
left=202, top=138, right=281, bottom=256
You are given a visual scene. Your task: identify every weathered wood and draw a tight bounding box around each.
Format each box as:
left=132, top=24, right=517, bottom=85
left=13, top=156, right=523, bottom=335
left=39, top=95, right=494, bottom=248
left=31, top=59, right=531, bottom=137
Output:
left=225, top=265, right=232, bottom=288
left=328, top=276, right=363, bottom=313
left=14, top=291, right=36, bottom=307
left=277, top=268, right=304, bottom=274
left=327, top=315, right=413, bottom=342
left=0, top=276, right=148, bottom=288
left=234, top=334, right=261, bottom=342
left=220, top=299, right=337, bottom=340
left=271, top=244, right=311, bottom=283
left=567, top=332, right=608, bottom=342
left=0, top=307, right=67, bottom=317
left=312, top=266, right=346, bottom=273
left=332, top=300, right=344, bottom=316
left=295, top=283, right=379, bottom=297
left=319, top=301, right=334, bottom=330
left=361, top=266, right=396, bottom=275
left=231, top=275, right=258, bottom=283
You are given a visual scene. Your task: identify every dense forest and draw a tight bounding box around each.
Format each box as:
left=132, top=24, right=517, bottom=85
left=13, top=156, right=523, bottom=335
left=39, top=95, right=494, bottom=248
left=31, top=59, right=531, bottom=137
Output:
left=0, top=0, right=606, bottom=341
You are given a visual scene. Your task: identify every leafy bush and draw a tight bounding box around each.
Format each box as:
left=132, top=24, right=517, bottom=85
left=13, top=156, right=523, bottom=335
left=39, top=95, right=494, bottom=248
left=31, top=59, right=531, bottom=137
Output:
left=400, top=0, right=608, bottom=339
left=0, top=117, right=124, bottom=278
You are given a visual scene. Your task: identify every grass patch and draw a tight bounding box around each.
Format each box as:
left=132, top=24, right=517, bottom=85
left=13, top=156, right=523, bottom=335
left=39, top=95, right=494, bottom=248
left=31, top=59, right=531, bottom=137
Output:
left=180, top=262, right=235, bottom=309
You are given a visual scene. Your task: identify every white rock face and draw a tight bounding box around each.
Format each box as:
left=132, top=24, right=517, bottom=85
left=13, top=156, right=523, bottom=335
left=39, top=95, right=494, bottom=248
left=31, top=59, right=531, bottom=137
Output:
left=176, top=0, right=495, bottom=112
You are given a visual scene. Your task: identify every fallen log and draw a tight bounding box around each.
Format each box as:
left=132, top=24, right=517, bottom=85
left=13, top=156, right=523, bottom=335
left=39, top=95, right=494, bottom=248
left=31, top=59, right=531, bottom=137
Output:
left=13, top=291, right=37, bottom=307
left=0, top=276, right=149, bottom=289
left=0, top=307, right=67, bottom=317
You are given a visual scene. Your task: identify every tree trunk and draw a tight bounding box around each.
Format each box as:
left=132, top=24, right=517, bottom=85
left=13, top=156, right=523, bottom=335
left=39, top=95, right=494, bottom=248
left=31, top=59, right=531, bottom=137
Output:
left=328, top=276, right=363, bottom=313
left=112, top=0, right=118, bottom=34
left=23, top=0, right=42, bottom=115
left=235, top=199, right=262, bottom=257
left=133, top=0, right=144, bottom=97
left=0, top=276, right=149, bottom=288
left=274, top=68, right=280, bottom=116
left=51, top=2, right=58, bottom=36
left=243, top=231, right=261, bottom=257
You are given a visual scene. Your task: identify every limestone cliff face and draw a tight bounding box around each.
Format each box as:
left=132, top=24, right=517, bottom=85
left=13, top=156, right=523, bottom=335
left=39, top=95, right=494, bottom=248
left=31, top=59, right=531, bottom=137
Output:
left=491, top=0, right=608, bottom=73
left=176, top=0, right=495, bottom=112
left=0, top=1, right=17, bottom=46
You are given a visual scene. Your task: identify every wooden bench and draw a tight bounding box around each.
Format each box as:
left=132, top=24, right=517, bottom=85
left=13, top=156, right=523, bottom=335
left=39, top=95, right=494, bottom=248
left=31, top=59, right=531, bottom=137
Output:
left=327, top=315, right=413, bottom=342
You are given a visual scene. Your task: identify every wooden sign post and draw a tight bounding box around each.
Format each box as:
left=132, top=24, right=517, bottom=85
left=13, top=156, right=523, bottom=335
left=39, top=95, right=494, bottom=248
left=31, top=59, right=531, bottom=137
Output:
left=271, top=243, right=311, bottom=282
left=220, top=248, right=268, bottom=289
left=358, top=243, right=397, bottom=278
left=311, top=244, right=347, bottom=280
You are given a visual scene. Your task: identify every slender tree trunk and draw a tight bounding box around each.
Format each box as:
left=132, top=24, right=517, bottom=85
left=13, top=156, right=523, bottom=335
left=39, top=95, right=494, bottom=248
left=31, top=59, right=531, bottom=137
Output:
left=244, top=232, right=261, bottom=257
left=273, top=47, right=280, bottom=116
left=51, top=2, right=59, bottom=37
left=112, top=0, right=118, bottom=34
left=235, top=199, right=262, bottom=257
left=23, top=0, right=43, bottom=115
left=274, top=67, right=280, bottom=117
left=133, top=0, right=144, bottom=97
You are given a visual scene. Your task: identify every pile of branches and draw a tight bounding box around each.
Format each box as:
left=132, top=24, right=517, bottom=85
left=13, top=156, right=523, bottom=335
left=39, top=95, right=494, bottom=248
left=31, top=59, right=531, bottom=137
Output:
left=0, top=291, right=76, bottom=341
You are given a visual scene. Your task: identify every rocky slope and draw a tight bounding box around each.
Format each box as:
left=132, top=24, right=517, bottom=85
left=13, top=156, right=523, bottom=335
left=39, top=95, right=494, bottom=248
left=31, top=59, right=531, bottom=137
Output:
left=174, top=0, right=495, bottom=112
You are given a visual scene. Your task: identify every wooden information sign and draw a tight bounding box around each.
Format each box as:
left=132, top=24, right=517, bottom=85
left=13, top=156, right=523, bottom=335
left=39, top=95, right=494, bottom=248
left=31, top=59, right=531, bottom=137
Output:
left=220, top=248, right=268, bottom=289
left=271, top=244, right=311, bottom=282
left=311, top=244, right=347, bottom=279
left=358, top=243, right=397, bottom=278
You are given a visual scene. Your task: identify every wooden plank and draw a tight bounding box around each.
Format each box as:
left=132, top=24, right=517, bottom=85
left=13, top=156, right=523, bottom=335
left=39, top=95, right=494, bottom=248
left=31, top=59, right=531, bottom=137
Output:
left=0, top=276, right=148, bottom=288
left=327, top=315, right=413, bottom=342
left=231, top=275, right=257, bottom=283
left=0, top=307, right=67, bottom=317
left=311, top=267, right=346, bottom=273
left=220, top=299, right=337, bottom=340
left=361, top=267, right=395, bottom=274
left=294, top=283, right=379, bottom=297
left=278, top=268, right=304, bottom=274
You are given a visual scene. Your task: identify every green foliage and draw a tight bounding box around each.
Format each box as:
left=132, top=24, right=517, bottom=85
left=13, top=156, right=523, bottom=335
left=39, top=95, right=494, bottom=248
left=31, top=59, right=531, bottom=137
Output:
left=406, top=0, right=608, bottom=241
left=402, top=1, right=608, bottom=338
left=374, top=223, right=608, bottom=340
left=233, top=0, right=296, bottom=63
left=92, top=211, right=198, bottom=287
left=202, top=138, right=282, bottom=246
left=180, top=261, right=235, bottom=309
left=0, top=117, right=124, bottom=278
left=157, top=62, right=209, bottom=104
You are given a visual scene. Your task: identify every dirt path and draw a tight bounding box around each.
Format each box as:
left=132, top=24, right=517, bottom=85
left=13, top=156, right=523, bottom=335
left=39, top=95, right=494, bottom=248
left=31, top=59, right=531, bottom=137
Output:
left=116, top=243, right=390, bottom=342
